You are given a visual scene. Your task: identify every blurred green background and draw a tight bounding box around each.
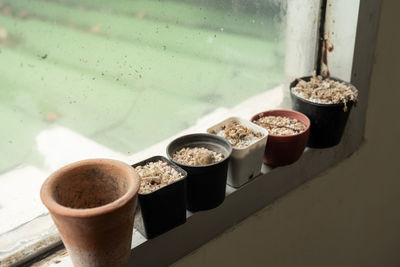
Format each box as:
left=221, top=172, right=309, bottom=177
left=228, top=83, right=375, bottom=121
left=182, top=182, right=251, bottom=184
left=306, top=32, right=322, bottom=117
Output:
left=0, top=0, right=286, bottom=173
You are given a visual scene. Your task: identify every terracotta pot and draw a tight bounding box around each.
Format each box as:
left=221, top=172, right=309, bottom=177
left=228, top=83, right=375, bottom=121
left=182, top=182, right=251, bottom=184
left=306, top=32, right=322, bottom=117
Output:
left=132, top=156, right=187, bottom=239
left=251, top=110, right=310, bottom=167
left=166, top=133, right=232, bottom=212
left=40, top=159, right=140, bottom=267
left=290, top=76, right=357, bottom=148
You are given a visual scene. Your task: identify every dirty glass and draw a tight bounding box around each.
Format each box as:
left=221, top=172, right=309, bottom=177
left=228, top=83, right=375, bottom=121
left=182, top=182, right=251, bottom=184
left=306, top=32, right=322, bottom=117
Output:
left=0, top=0, right=287, bottom=251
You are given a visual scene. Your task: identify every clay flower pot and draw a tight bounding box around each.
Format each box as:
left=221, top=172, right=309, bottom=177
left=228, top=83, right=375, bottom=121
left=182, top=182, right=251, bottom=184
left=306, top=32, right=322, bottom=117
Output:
left=132, top=156, right=187, bottom=239
left=40, top=159, right=140, bottom=267
left=251, top=110, right=310, bottom=167
left=290, top=76, right=357, bottom=148
left=207, top=117, right=268, bottom=188
left=166, top=133, right=232, bottom=212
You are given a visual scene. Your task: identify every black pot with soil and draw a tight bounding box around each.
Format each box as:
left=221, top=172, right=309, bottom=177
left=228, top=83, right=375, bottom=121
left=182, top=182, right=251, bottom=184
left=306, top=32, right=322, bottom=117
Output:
left=290, top=74, right=358, bottom=148
left=166, top=133, right=232, bottom=212
left=132, top=156, right=187, bottom=239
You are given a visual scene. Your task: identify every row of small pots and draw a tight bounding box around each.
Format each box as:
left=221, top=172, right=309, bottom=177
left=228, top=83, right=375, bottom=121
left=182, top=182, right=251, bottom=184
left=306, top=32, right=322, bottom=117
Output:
left=133, top=75, right=358, bottom=239
left=134, top=111, right=305, bottom=239
left=40, top=75, right=357, bottom=266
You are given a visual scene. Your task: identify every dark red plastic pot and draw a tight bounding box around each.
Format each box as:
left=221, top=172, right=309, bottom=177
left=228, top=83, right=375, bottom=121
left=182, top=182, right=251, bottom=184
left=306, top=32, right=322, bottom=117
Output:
left=166, top=133, right=232, bottom=212
left=132, top=156, right=187, bottom=239
left=290, top=76, right=357, bottom=148
left=251, top=110, right=310, bottom=167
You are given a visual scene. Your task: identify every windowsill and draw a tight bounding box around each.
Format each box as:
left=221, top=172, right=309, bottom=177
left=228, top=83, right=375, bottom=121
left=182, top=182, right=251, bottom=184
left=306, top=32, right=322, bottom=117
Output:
left=32, top=130, right=362, bottom=266
left=0, top=81, right=365, bottom=267
left=0, top=84, right=364, bottom=266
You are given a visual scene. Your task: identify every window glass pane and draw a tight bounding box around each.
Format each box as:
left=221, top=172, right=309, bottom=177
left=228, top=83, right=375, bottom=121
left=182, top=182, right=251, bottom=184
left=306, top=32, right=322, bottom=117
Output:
left=0, top=0, right=287, bottom=251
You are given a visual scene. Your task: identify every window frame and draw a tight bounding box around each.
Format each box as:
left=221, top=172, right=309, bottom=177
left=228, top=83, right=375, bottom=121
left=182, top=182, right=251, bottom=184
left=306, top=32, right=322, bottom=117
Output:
left=1, top=0, right=382, bottom=265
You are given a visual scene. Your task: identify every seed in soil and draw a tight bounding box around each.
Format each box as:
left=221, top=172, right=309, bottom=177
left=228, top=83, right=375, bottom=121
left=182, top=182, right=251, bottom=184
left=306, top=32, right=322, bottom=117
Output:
left=254, top=115, right=306, bottom=136
left=209, top=120, right=264, bottom=149
left=172, top=147, right=224, bottom=166
left=291, top=70, right=358, bottom=111
left=135, top=160, right=183, bottom=194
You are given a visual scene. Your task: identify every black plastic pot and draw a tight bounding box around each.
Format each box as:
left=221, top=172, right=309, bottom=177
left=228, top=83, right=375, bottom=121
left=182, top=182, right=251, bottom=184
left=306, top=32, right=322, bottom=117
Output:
left=166, top=133, right=232, bottom=212
left=132, top=156, right=187, bottom=239
left=290, top=76, right=357, bottom=148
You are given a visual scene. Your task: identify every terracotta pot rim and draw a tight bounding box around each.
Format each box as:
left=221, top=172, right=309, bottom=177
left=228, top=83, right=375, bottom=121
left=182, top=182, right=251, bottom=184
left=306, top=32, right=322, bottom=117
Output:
left=289, top=75, right=357, bottom=108
left=250, top=109, right=311, bottom=139
left=40, top=158, right=140, bottom=218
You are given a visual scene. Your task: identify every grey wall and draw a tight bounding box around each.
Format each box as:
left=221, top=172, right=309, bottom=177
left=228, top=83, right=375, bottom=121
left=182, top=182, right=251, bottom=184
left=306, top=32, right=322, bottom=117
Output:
left=172, top=1, right=400, bottom=266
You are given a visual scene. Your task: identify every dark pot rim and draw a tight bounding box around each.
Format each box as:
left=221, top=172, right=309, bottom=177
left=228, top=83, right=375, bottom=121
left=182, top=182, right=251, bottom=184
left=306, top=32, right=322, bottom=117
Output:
left=251, top=109, right=311, bottom=140
left=132, top=155, right=187, bottom=196
left=290, top=75, right=357, bottom=108
left=166, top=133, right=232, bottom=168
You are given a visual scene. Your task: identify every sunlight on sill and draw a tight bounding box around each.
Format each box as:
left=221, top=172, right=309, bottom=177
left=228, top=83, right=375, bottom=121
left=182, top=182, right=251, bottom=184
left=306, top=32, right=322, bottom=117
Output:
left=0, top=85, right=284, bottom=266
